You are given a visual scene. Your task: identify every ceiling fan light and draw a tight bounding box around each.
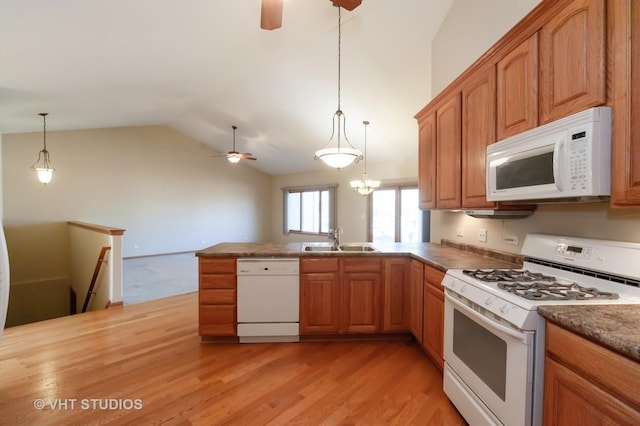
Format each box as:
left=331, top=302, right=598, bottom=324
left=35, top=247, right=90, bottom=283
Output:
left=227, top=154, right=241, bottom=164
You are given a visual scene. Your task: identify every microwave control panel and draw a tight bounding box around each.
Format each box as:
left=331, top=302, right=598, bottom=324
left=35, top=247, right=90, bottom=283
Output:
left=568, top=130, right=590, bottom=191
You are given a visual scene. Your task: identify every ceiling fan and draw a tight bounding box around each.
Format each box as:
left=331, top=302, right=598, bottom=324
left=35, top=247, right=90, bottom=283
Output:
left=211, top=125, right=256, bottom=163
left=260, top=0, right=362, bottom=30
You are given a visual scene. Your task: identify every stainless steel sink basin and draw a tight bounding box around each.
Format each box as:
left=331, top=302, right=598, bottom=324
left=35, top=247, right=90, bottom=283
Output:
left=338, top=243, right=379, bottom=252
left=301, top=242, right=379, bottom=252
left=301, top=243, right=339, bottom=252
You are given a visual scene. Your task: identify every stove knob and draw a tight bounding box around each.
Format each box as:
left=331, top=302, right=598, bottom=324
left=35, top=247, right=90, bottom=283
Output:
left=500, top=303, right=510, bottom=314
left=484, top=296, right=494, bottom=306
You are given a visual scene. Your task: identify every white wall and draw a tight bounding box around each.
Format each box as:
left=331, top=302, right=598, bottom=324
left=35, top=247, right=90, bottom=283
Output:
left=3, top=125, right=272, bottom=324
left=430, top=0, right=640, bottom=250
left=270, top=159, right=418, bottom=243
left=432, top=0, right=542, bottom=93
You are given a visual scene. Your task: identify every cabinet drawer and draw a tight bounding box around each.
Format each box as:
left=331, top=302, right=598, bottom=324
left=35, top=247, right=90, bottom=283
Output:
left=301, top=257, right=339, bottom=273
left=199, top=257, right=236, bottom=274
left=199, top=305, right=236, bottom=336
left=424, top=265, right=445, bottom=290
left=343, top=257, right=382, bottom=273
left=200, top=274, right=236, bottom=289
left=200, top=289, right=236, bottom=305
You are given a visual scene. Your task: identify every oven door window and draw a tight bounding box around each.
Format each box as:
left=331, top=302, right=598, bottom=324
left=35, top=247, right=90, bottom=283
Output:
left=452, top=310, right=507, bottom=400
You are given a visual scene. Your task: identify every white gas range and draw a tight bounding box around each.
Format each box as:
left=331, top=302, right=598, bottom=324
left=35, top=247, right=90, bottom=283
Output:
left=441, top=233, right=640, bottom=426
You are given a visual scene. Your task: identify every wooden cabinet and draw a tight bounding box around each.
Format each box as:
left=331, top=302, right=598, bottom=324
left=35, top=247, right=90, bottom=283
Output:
left=539, top=0, right=606, bottom=124
left=422, top=265, right=445, bottom=371
left=409, top=259, right=424, bottom=343
left=382, top=257, right=410, bottom=332
left=418, top=112, right=437, bottom=209
left=436, top=94, right=462, bottom=209
left=300, top=257, right=388, bottom=336
left=415, top=0, right=628, bottom=209
left=342, top=258, right=383, bottom=333
left=544, top=322, right=640, bottom=424
left=610, top=0, right=640, bottom=206
left=198, top=257, right=237, bottom=337
left=461, top=67, right=496, bottom=209
left=300, top=258, right=341, bottom=334
left=497, top=33, right=538, bottom=140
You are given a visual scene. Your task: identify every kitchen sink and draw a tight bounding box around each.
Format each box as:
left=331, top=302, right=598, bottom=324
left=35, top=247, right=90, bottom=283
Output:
left=301, top=243, right=379, bottom=252
left=302, top=243, right=339, bottom=252
left=338, top=243, right=379, bottom=252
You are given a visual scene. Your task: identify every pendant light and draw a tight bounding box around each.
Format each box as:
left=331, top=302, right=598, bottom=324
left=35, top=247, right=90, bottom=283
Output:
left=31, top=113, right=55, bottom=184
left=350, top=120, right=380, bottom=195
left=314, top=5, right=362, bottom=169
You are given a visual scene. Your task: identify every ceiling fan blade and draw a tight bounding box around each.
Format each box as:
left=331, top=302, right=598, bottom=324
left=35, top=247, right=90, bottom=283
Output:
left=261, top=0, right=283, bottom=30
left=240, top=153, right=257, bottom=160
left=331, top=0, right=362, bottom=11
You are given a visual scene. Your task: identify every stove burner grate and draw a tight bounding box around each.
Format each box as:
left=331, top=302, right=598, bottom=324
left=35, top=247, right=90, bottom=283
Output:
left=463, top=269, right=619, bottom=301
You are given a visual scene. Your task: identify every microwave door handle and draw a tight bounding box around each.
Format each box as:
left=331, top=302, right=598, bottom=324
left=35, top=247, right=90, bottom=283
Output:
left=553, top=138, right=564, bottom=190
left=445, top=291, right=529, bottom=344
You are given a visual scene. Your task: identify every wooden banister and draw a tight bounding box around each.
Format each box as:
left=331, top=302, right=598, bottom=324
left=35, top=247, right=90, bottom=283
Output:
left=82, top=246, right=111, bottom=313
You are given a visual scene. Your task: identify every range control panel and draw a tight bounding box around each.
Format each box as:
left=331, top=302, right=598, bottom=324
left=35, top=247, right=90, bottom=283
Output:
left=555, top=243, right=593, bottom=260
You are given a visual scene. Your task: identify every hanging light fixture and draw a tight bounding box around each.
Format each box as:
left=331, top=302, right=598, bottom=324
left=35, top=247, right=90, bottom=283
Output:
left=314, top=5, right=362, bottom=169
left=350, top=120, right=380, bottom=195
left=31, top=113, right=55, bottom=184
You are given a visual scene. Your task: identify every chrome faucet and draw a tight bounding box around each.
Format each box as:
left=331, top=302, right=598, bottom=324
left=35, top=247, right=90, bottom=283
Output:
left=328, top=227, right=342, bottom=248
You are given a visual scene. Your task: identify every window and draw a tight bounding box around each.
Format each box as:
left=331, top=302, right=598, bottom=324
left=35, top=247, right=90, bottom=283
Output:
left=367, top=184, right=429, bottom=243
left=283, top=185, right=336, bottom=235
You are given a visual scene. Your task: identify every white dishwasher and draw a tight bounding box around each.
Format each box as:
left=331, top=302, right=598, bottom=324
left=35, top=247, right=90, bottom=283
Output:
left=236, top=258, right=300, bottom=343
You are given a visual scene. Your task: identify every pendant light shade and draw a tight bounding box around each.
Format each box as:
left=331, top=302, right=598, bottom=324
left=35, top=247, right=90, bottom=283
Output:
left=350, top=121, right=380, bottom=195
left=31, top=113, right=55, bottom=184
left=314, top=6, right=362, bottom=169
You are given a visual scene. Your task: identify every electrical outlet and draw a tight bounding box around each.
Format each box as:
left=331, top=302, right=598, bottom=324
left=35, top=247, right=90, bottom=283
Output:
left=505, top=235, right=519, bottom=245
left=456, top=228, right=464, bottom=237
left=478, top=228, right=487, bottom=243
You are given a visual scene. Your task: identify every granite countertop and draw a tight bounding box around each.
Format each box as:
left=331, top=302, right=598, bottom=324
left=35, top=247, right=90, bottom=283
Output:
left=538, top=305, right=640, bottom=363
left=195, top=240, right=523, bottom=272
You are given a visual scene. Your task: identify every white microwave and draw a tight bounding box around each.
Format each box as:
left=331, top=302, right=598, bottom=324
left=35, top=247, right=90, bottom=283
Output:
left=486, top=107, right=611, bottom=203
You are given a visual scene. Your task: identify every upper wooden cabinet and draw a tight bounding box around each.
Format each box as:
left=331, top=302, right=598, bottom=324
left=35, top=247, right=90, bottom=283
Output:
left=418, top=112, right=437, bottom=209
left=539, top=0, right=606, bottom=124
left=497, top=33, right=539, bottom=140
left=436, top=93, right=462, bottom=209
left=610, top=0, right=640, bottom=206
left=462, top=67, right=496, bottom=209
left=416, top=0, right=640, bottom=208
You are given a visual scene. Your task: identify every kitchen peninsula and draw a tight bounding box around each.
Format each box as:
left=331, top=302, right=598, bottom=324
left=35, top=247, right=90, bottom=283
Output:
left=196, top=240, right=521, bottom=368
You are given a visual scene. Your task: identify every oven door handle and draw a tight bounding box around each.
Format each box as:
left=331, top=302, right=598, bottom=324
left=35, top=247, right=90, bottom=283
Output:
left=445, top=291, right=529, bottom=344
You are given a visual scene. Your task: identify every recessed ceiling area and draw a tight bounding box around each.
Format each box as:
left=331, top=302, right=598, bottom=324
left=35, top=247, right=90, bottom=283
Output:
left=0, top=0, right=453, bottom=175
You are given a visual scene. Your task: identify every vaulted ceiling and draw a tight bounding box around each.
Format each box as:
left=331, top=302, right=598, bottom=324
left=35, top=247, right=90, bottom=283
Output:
left=0, top=0, right=453, bottom=175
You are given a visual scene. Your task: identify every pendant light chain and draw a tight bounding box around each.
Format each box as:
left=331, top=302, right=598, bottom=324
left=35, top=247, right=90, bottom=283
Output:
left=337, top=6, right=342, bottom=114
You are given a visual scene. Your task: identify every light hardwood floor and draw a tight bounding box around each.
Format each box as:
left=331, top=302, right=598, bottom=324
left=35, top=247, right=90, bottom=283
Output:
left=0, top=292, right=465, bottom=425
